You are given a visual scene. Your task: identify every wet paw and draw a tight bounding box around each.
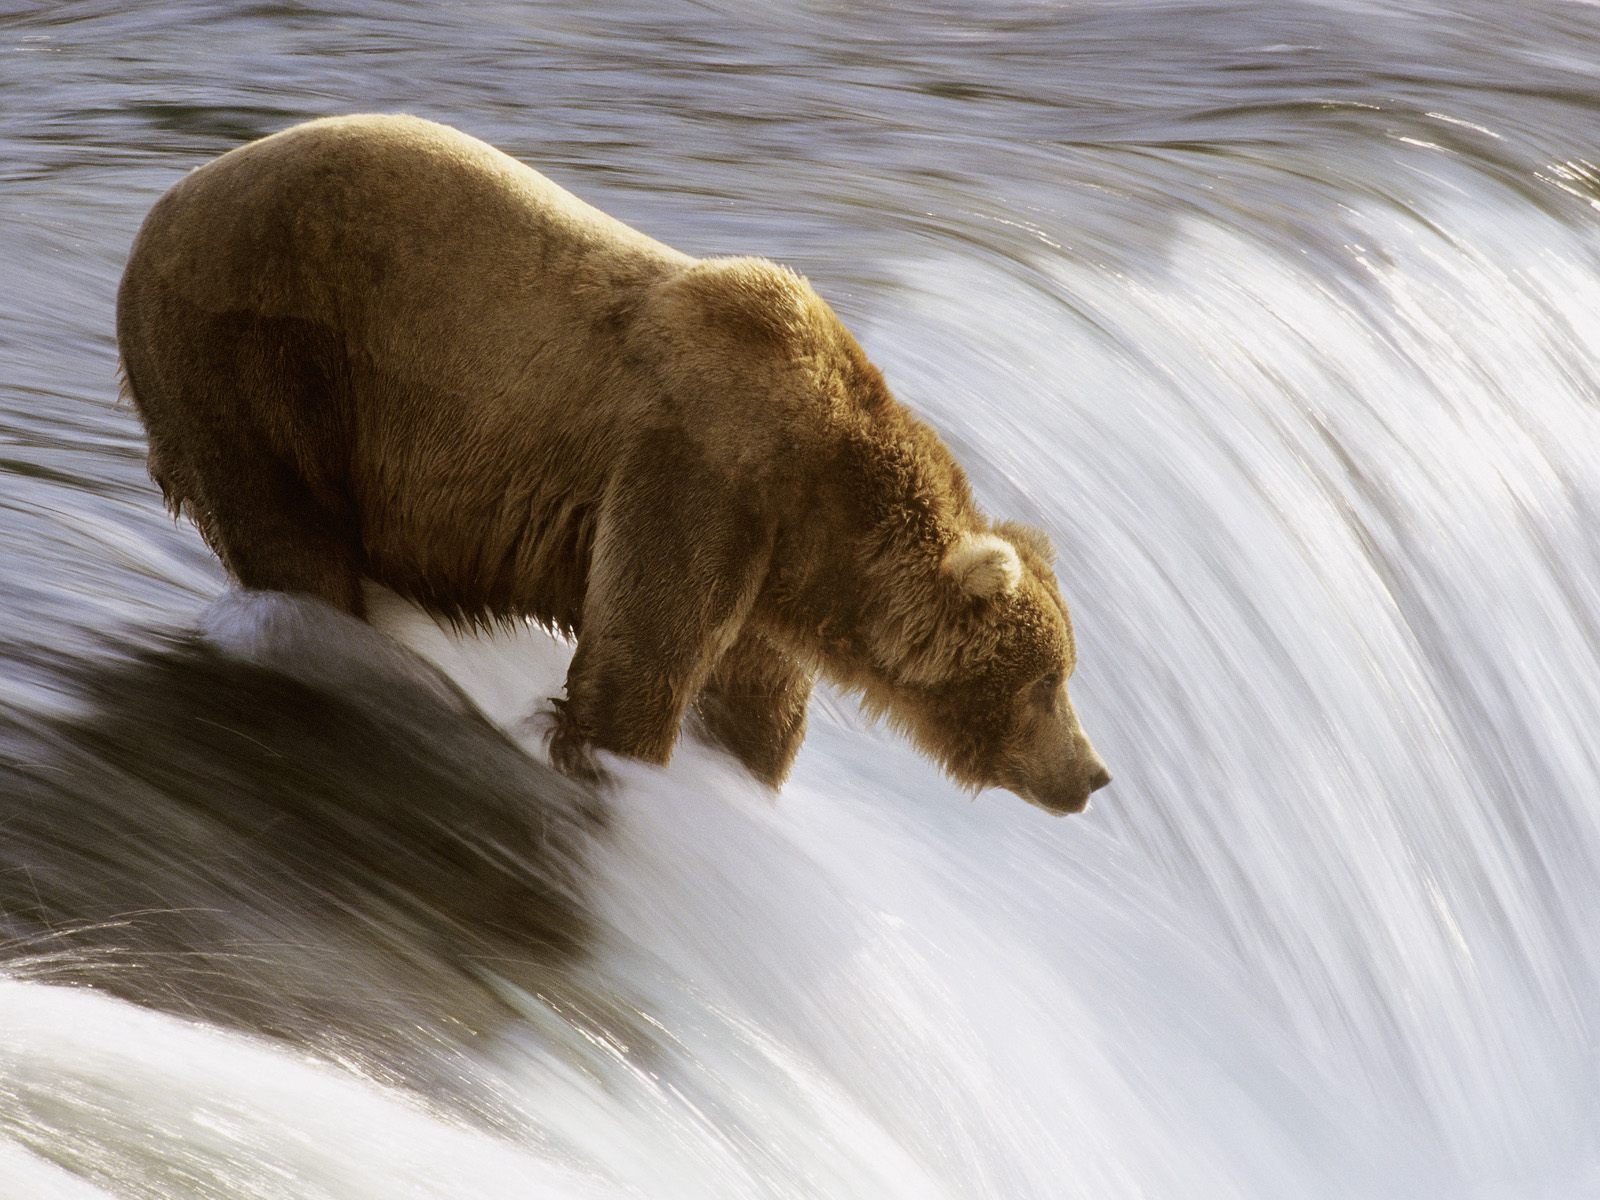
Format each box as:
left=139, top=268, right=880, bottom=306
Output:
left=543, top=697, right=608, bottom=785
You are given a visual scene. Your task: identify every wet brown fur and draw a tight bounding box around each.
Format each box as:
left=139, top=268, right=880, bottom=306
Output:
left=116, top=115, right=1107, bottom=806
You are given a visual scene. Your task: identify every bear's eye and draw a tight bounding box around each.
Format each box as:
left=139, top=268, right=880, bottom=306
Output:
left=1032, top=671, right=1063, bottom=710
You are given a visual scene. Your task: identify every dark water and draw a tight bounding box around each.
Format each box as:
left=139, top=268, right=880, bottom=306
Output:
left=4, top=2, right=1600, bottom=1196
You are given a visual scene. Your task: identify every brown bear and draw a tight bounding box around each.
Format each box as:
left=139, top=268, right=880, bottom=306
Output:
left=116, top=114, right=1112, bottom=813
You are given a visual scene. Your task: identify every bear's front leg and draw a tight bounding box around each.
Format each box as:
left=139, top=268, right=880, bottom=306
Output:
left=547, top=443, right=773, bottom=783
left=693, top=628, right=813, bottom=788
left=549, top=629, right=696, bottom=778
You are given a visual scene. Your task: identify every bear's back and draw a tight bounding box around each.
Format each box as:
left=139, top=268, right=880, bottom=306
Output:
left=126, top=114, right=685, bottom=353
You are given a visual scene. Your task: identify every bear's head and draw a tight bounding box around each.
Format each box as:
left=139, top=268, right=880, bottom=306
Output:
left=869, top=521, right=1111, bottom=815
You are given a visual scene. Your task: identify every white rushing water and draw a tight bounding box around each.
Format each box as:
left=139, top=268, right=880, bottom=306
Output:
left=4, top=1, right=1600, bottom=1196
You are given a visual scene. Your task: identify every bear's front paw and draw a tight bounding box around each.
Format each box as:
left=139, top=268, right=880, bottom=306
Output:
left=543, top=697, right=608, bottom=786
left=550, top=731, right=605, bottom=785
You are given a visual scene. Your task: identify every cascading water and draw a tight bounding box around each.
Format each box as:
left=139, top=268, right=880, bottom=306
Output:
left=2, top=1, right=1598, bottom=1195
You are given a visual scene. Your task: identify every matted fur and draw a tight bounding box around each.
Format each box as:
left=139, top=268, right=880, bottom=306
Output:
left=116, top=114, right=1110, bottom=810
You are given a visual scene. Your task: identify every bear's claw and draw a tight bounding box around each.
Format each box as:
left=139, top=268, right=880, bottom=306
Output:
left=543, top=697, right=607, bottom=785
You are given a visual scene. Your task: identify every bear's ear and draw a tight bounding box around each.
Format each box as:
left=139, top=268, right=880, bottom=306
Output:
left=995, top=520, right=1056, bottom=566
left=660, top=258, right=811, bottom=349
left=943, top=532, right=1023, bottom=600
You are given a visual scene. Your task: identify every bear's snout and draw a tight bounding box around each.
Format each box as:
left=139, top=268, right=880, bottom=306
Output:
left=1015, top=739, right=1111, bottom=816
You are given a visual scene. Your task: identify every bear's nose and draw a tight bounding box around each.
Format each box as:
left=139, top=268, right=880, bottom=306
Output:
left=1087, top=765, right=1113, bottom=794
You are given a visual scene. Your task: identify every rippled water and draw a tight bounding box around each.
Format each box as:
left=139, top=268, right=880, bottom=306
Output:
left=4, top=1, right=1600, bottom=1196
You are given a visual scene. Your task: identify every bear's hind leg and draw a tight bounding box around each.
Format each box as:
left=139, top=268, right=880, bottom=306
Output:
left=189, top=448, right=367, bottom=619
left=126, top=301, right=367, bottom=617
left=693, top=629, right=812, bottom=788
